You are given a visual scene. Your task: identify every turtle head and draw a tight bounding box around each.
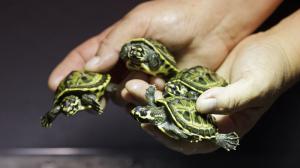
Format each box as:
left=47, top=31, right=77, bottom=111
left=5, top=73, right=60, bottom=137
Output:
left=120, top=40, right=161, bottom=75
left=120, top=42, right=147, bottom=64
left=61, top=95, right=83, bottom=116
left=130, top=106, right=166, bottom=125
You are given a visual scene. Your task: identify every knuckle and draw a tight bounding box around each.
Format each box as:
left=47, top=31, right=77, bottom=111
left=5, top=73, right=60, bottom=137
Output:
left=99, top=36, right=111, bottom=48
left=124, top=2, right=151, bottom=20
left=219, top=97, right=239, bottom=114
left=122, top=2, right=155, bottom=28
left=98, top=36, right=118, bottom=54
left=131, top=1, right=155, bottom=13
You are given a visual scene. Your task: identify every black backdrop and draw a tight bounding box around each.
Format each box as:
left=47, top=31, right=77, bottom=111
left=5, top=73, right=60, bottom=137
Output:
left=0, top=0, right=299, bottom=167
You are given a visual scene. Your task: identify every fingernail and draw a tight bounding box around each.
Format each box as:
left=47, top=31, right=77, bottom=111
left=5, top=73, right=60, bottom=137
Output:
left=196, top=98, right=217, bottom=113
left=85, top=56, right=101, bottom=70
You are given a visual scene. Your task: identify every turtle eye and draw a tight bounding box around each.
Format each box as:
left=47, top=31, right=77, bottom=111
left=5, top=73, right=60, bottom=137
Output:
left=80, top=75, right=93, bottom=83
left=81, top=76, right=88, bottom=81
left=134, top=106, right=148, bottom=117
left=140, top=109, right=148, bottom=117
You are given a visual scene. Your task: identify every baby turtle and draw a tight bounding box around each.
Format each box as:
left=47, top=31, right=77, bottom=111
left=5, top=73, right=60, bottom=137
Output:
left=120, top=38, right=179, bottom=77
left=41, top=71, right=116, bottom=128
left=164, top=66, right=228, bottom=100
left=131, top=86, right=239, bottom=151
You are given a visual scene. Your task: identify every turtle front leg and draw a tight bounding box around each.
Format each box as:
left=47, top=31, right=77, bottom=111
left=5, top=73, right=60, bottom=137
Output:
left=82, top=94, right=104, bottom=115
left=41, top=105, right=61, bottom=128
left=105, top=83, right=119, bottom=93
left=145, top=85, right=156, bottom=106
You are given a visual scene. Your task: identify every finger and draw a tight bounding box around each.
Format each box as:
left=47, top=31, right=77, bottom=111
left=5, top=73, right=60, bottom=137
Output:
left=149, top=76, right=165, bottom=91
left=119, top=72, right=148, bottom=104
left=85, top=13, right=150, bottom=71
left=196, top=78, right=257, bottom=114
left=212, top=107, right=265, bottom=137
left=113, top=71, right=148, bottom=105
left=211, top=114, right=236, bottom=133
left=121, top=87, right=150, bottom=105
left=125, top=79, right=163, bottom=104
left=121, top=89, right=137, bottom=104
left=48, top=25, right=114, bottom=91
left=141, top=124, right=218, bottom=155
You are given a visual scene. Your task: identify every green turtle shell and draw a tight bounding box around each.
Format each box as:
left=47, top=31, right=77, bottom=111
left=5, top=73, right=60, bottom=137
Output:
left=165, top=66, right=228, bottom=98
left=54, top=71, right=111, bottom=105
left=156, top=96, right=217, bottom=140
left=146, top=39, right=176, bottom=66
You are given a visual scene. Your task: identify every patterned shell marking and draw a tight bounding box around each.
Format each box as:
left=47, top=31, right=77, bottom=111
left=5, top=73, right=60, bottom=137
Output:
left=157, top=97, right=217, bottom=138
left=147, top=39, right=176, bottom=66
left=178, top=66, right=227, bottom=93
left=54, top=71, right=111, bottom=104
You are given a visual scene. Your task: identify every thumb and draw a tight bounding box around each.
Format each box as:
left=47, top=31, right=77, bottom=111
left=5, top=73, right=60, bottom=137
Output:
left=196, top=78, right=256, bottom=114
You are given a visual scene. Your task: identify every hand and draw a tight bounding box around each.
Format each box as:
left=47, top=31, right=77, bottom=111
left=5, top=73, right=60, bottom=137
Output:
left=197, top=9, right=300, bottom=140
left=48, top=0, right=280, bottom=91
left=48, top=0, right=283, bottom=154
left=125, top=10, right=300, bottom=154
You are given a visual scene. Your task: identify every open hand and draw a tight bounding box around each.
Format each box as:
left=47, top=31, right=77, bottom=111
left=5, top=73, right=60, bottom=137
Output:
left=125, top=10, right=300, bottom=154
left=48, top=0, right=284, bottom=154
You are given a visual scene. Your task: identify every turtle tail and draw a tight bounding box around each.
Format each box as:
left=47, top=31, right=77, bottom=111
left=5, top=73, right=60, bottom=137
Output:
left=215, top=132, right=239, bottom=151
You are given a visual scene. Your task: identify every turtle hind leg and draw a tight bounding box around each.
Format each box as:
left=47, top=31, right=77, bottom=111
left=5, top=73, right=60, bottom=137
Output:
left=215, top=132, right=239, bottom=151
left=105, top=83, right=119, bottom=93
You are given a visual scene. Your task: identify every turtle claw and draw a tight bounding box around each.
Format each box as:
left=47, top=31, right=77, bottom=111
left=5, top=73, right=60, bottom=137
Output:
left=95, top=107, right=104, bottom=115
left=40, top=116, right=52, bottom=128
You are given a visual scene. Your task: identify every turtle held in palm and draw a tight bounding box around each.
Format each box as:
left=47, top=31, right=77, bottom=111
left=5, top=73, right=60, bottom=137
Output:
left=131, top=85, right=239, bottom=151
left=120, top=38, right=239, bottom=151
left=41, top=71, right=116, bottom=128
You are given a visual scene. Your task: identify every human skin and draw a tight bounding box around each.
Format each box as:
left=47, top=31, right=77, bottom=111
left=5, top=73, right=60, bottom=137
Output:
left=48, top=0, right=283, bottom=154
left=126, top=9, right=300, bottom=154
left=48, top=0, right=281, bottom=90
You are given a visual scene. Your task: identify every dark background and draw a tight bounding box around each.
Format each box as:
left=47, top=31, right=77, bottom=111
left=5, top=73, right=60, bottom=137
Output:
left=0, top=0, right=299, bottom=167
